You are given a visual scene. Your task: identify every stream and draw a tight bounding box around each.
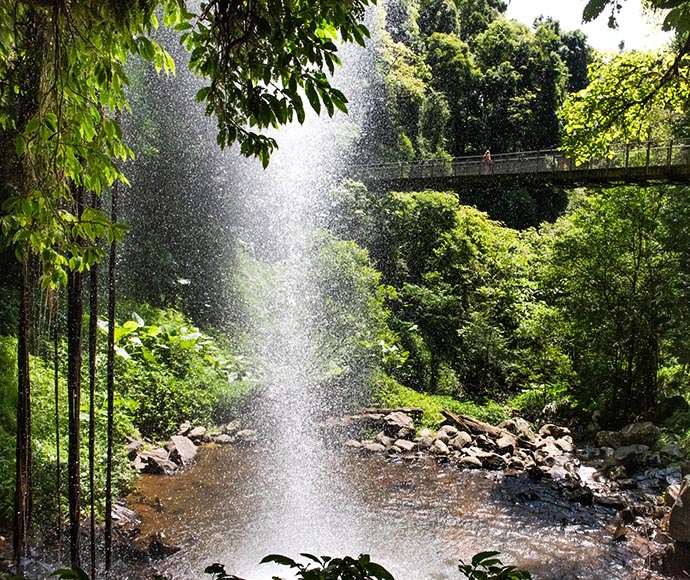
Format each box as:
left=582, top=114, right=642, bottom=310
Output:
left=122, top=444, right=668, bottom=580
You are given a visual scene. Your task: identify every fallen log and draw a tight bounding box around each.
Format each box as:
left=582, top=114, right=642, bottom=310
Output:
left=362, top=407, right=424, bottom=418
left=440, top=409, right=535, bottom=450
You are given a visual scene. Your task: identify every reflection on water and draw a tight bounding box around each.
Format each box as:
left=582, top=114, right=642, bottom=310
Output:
left=125, top=445, right=665, bottom=580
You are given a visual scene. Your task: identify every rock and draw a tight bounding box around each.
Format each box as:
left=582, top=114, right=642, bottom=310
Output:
left=361, top=442, right=386, bottom=453
left=344, top=439, right=362, bottom=449
left=383, top=412, right=415, bottom=439
left=417, top=428, right=433, bottom=439
left=214, top=434, right=235, bottom=445
left=235, top=429, right=257, bottom=444
left=595, top=495, right=628, bottom=510
left=554, top=436, right=575, bottom=453
left=146, top=532, right=181, bottom=559
left=612, top=444, right=650, bottom=470
left=449, top=432, right=472, bottom=450
left=596, top=430, right=624, bottom=449
left=475, top=434, right=496, bottom=451
left=436, top=425, right=459, bottom=440
left=376, top=432, right=395, bottom=447
left=669, top=476, right=690, bottom=542
left=482, top=453, right=507, bottom=470
left=495, top=433, right=517, bottom=455
left=177, top=421, right=192, bottom=436
left=666, top=483, right=681, bottom=507
left=538, top=424, right=571, bottom=439
left=430, top=440, right=450, bottom=455
left=660, top=442, right=685, bottom=463
left=169, top=435, right=197, bottom=466
left=416, top=435, right=433, bottom=450
left=458, top=455, right=483, bottom=469
left=221, top=420, right=242, bottom=434
left=394, top=439, right=416, bottom=452
left=498, top=418, right=537, bottom=443
left=125, top=437, right=145, bottom=459
left=620, top=422, right=660, bottom=447
left=188, top=426, right=207, bottom=441
left=137, top=449, right=177, bottom=474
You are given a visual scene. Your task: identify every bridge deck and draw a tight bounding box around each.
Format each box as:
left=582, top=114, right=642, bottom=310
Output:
left=352, top=142, right=690, bottom=190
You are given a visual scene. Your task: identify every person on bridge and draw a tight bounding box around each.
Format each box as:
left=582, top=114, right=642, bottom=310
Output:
left=482, top=149, right=492, bottom=174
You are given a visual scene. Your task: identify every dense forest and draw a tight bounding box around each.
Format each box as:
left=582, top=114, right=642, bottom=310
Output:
left=2, top=0, right=690, bottom=577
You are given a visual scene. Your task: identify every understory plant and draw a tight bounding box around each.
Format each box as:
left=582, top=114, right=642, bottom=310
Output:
left=458, top=551, right=532, bottom=580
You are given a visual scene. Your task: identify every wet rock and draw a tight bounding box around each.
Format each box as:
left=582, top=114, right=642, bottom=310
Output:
left=595, top=495, right=628, bottom=510
left=136, top=449, right=178, bottom=474
left=430, top=440, right=450, bottom=455
left=458, top=454, right=483, bottom=469
left=221, top=420, right=242, bottom=435
left=612, top=444, right=650, bottom=470
left=475, top=434, right=496, bottom=451
left=620, top=422, right=660, bottom=447
left=361, top=442, right=386, bottom=453
left=669, top=475, right=690, bottom=542
left=416, top=435, right=433, bottom=450
left=376, top=432, right=395, bottom=447
left=449, top=431, right=472, bottom=450
left=187, top=426, right=207, bottom=442
left=235, top=429, right=257, bottom=444
left=553, top=436, right=575, bottom=453
left=564, top=484, right=594, bottom=506
left=344, top=439, right=362, bottom=449
left=596, top=430, right=624, bottom=449
left=417, top=428, right=433, bottom=439
left=146, top=532, right=181, bottom=559
left=169, top=435, right=197, bottom=466
left=495, top=433, right=517, bottom=455
left=435, top=425, right=459, bottom=442
left=666, top=483, right=681, bottom=507
left=482, top=453, right=507, bottom=470
left=498, top=417, right=537, bottom=443
left=383, top=412, right=415, bottom=439
left=394, top=439, right=416, bottom=452
left=539, top=424, right=571, bottom=439
left=214, top=434, right=234, bottom=445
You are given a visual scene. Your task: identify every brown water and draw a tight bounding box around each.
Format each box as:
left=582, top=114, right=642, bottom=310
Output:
left=123, top=445, right=669, bottom=580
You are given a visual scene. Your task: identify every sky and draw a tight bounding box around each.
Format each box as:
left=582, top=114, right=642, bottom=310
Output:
left=504, top=0, right=672, bottom=51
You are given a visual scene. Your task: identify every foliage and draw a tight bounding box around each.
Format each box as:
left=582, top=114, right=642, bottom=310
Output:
left=539, top=186, right=690, bottom=420
left=106, top=306, right=253, bottom=438
left=373, top=372, right=509, bottom=428
left=458, top=551, right=531, bottom=580
left=560, top=49, right=687, bottom=162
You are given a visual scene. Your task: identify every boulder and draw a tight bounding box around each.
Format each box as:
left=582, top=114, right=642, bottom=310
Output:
left=475, top=434, right=496, bottom=451
left=620, top=422, right=660, bottom=447
left=669, top=476, right=690, bottom=543
left=660, top=442, right=685, bottom=463
left=430, top=440, right=450, bottom=455
left=125, top=437, right=144, bottom=459
left=595, top=430, right=624, bottom=449
left=449, top=432, right=472, bottom=450
left=136, top=449, right=177, bottom=474
left=436, top=425, right=459, bottom=441
left=221, top=420, right=242, bottom=434
left=416, top=435, right=434, bottom=450
left=188, top=426, right=207, bottom=441
left=376, top=432, right=395, bottom=447
left=394, top=439, right=416, bottom=452
left=361, top=442, right=386, bottom=453
left=383, top=412, right=415, bottom=439
left=214, top=434, right=235, bottom=445
left=538, top=424, right=571, bottom=439
left=612, top=444, right=650, bottom=470
left=495, top=433, right=517, bottom=455
left=169, top=435, right=197, bottom=466
left=235, top=429, right=257, bottom=444
left=498, top=417, right=537, bottom=443
left=553, top=436, right=575, bottom=453
left=177, top=421, right=192, bottom=436
left=344, top=439, right=362, bottom=449
left=458, top=455, right=483, bottom=469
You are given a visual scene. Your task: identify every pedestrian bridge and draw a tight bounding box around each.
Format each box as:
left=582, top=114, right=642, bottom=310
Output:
left=351, top=141, right=690, bottom=190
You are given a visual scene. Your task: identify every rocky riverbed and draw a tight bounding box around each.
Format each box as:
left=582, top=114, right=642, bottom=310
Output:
left=123, top=410, right=690, bottom=579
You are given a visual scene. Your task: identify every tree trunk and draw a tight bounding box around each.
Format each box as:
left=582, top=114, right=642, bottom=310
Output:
left=13, top=256, right=32, bottom=575
left=88, top=256, right=99, bottom=578
left=105, top=182, right=119, bottom=577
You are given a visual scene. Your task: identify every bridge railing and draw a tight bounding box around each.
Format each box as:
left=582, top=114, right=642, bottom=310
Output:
left=353, top=141, right=690, bottom=182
